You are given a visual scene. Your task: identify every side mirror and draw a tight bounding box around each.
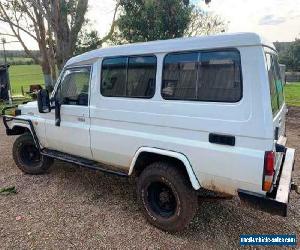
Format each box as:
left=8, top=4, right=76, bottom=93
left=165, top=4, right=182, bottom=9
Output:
left=37, top=89, right=50, bottom=113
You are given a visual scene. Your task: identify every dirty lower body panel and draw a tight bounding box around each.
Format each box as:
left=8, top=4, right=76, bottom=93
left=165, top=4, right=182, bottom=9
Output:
left=238, top=148, right=296, bottom=217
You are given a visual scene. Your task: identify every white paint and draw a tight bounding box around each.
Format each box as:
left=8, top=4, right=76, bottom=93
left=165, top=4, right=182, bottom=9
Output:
left=14, top=33, right=288, bottom=196
left=128, top=147, right=201, bottom=190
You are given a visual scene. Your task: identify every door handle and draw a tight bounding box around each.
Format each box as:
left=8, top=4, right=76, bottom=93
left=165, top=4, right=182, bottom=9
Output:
left=209, top=133, right=235, bottom=146
left=78, top=117, right=85, bottom=122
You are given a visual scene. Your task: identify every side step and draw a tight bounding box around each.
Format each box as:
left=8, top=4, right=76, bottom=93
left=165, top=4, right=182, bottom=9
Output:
left=41, top=149, right=128, bottom=177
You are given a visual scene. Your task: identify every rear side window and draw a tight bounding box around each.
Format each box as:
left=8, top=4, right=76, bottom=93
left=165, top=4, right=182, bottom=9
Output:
left=162, top=49, right=242, bottom=102
left=101, top=55, right=156, bottom=98
left=266, top=53, right=284, bottom=115
left=101, top=57, right=127, bottom=97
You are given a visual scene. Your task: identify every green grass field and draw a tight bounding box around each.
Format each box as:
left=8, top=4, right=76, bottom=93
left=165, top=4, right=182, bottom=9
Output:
left=9, top=64, right=44, bottom=94
left=285, top=83, right=300, bottom=106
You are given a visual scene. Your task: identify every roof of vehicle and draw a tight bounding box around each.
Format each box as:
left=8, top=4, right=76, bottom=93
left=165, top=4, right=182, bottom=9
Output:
left=66, top=32, right=276, bottom=66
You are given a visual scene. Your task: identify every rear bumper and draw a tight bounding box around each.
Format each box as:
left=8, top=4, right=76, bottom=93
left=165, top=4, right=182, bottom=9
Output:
left=238, top=148, right=296, bottom=217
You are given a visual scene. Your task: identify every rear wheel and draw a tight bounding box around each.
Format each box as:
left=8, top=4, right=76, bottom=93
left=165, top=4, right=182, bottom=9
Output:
left=13, top=133, right=53, bottom=174
left=137, top=161, right=198, bottom=232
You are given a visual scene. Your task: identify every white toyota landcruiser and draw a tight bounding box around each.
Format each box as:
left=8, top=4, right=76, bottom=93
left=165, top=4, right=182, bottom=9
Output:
left=1, top=33, right=299, bottom=232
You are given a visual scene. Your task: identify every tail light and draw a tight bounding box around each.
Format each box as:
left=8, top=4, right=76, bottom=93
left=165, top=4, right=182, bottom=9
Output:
left=262, top=151, right=275, bottom=191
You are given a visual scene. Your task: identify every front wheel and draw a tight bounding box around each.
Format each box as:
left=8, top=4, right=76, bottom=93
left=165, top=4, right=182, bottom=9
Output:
left=13, top=133, right=53, bottom=174
left=137, top=162, right=198, bottom=232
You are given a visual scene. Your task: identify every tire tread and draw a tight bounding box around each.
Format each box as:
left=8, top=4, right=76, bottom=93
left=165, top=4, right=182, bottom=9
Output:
left=12, top=133, right=53, bottom=174
left=137, top=161, right=198, bottom=232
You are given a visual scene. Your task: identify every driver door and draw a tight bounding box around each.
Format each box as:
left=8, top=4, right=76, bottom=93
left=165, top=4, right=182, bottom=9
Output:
left=44, top=66, right=92, bottom=159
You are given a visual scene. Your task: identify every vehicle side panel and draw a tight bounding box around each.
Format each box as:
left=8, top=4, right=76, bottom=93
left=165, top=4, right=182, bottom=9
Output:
left=90, top=46, right=273, bottom=195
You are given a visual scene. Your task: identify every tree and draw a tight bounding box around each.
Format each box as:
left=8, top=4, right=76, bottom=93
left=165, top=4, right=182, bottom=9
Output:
left=279, top=39, right=300, bottom=71
left=75, top=1, right=120, bottom=54
left=35, top=0, right=89, bottom=70
left=112, top=0, right=214, bottom=44
left=0, top=0, right=92, bottom=90
left=0, top=0, right=53, bottom=89
left=185, top=7, right=227, bottom=36
left=75, top=30, right=101, bottom=55
left=39, top=0, right=120, bottom=68
left=115, top=0, right=193, bottom=43
left=290, top=39, right=300, bottom=71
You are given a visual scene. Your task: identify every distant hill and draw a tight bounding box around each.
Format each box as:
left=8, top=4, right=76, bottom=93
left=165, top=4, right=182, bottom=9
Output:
left=0, top=50, right=40, bottom=65
left=0, top=50, right=40, bottom=58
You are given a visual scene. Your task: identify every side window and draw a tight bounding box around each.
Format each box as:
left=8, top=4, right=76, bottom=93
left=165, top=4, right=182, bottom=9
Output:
left=272, top=54, right=284, bottom=107
left=101, top=55, right=156, bottom=98
left=162, top=50, right=242, bottom=102
left=162, top=52, right=198, bottom=99
left=266, top=53, right=284, bottom=115
left=101, top=57, right=127, bottom=97
left=57, top=67, right=91, bottom=106
left=198, top=51, right=242, bottom=102
left=266, top=53, right=279, bottom=114
left=127, top=56, right=156, bottom=98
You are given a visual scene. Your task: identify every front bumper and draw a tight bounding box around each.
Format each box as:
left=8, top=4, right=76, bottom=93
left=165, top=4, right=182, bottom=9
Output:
left=238, top=148, right=296, bottom=217
left=1, top=107, right=41, bottom=150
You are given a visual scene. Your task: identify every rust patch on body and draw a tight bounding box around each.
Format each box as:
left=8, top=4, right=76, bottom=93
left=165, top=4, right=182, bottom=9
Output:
left=201, top=179, right=237, bottom=198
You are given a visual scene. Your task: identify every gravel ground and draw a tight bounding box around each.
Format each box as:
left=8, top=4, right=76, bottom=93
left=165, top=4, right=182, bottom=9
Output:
left=0, top=108, right=300, bottom=249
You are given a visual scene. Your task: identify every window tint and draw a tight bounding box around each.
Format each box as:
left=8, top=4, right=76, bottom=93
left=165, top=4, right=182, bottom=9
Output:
left=127, top=56, right=156, bottom=97
left=162, top=50, right=242, bottom=102
left=101, top=55, right=156, bottom=98
left=162, top=52, right=198, bottom=99
left=266, top=53, right=284, bottom=115
left=273, top=54, right=284, bottom=107
left=57, top=67, right=91, bottom=106
left=198, top=51, right=242, bottom=102
left=101, top=57, right=127, bottom=97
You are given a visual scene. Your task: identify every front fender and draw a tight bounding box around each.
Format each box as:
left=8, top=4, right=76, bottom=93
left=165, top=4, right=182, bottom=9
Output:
left=129, top=147, right=201, bottom=190
left=2, top=115, right=41, bottom=150
left=3, top=115, right=33, bottom=133
left=7, top=120, right=32, bottom=133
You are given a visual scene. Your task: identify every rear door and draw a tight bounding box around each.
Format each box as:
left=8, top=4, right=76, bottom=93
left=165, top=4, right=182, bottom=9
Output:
left=266, top=52, right=286, bottom=139
left=265, top=51, right=286, bottom=177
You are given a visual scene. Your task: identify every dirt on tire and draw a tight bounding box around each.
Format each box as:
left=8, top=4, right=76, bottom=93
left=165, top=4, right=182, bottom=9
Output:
left=137, top=161, right=198, bottom=232
left=12, top=133, right=53, bottom=175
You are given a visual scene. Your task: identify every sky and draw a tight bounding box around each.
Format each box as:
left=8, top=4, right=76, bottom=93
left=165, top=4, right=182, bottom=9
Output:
left=1, top=0, right=300, bottom=50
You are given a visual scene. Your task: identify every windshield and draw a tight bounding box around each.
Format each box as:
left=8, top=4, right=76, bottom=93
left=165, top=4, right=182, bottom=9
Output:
left=265, top=51, right=284, bottom=116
